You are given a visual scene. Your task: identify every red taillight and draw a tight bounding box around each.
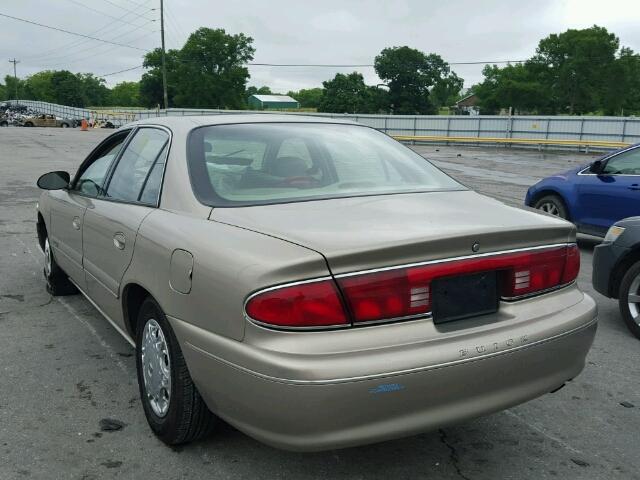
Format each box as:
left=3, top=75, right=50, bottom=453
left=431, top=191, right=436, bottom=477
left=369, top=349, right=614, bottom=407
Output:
left=246, top=245, right=580, bottom=329
left=562, top=244, right=580, bottom=284
left=245, top=279, right=348, bottom=328
left=338, top=245, right=580, bottom=324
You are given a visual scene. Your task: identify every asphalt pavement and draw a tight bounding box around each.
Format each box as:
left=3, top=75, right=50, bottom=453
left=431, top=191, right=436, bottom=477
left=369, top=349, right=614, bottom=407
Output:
left=1, top=127, right=638, bottom=480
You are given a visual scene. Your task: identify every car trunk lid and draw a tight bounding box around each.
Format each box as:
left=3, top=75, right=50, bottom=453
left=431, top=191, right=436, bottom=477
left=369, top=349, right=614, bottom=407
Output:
left=210, top=190, right=575, bottom=275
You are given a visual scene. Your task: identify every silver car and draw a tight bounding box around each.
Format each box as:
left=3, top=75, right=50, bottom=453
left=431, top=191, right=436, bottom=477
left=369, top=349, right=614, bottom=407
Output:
left=36, top=115, right=597, bottom=451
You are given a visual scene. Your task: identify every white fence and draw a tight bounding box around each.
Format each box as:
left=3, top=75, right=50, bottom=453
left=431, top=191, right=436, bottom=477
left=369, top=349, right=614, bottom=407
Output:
left=6, top=99, right=640, bottom=149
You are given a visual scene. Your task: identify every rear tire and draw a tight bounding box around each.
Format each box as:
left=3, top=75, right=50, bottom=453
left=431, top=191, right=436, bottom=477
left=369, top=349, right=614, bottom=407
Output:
left=61, top=122, right=69, bottom=128
left=43, top=236, right=78, bottom=296
left=534, top=194, right=568, bottom=220
left=0, top=121, right=8, bottom=127
left=24, top=121, right=33, bottom=127
left=135, top=297, right=216, bottom=445
left=618, top=261, right=640, bottom=340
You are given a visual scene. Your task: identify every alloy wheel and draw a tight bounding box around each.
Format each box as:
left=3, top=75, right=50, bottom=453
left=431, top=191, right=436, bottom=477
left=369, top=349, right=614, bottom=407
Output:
left=539, top=201, right=560, bottom=216
left=627, top=274, right=640, bottom=326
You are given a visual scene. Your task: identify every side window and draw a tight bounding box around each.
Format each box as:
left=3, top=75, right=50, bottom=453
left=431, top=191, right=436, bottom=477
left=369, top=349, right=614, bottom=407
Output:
left=74, top=133, right=128, bottom=197
left=603, top=148, right=640, bottom=175
left=105, top=128, right=169, bottom=204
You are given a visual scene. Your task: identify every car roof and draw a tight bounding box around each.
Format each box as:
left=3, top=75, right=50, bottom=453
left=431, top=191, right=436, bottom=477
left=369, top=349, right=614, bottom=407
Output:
left=125, top=113, right=357, bottom=129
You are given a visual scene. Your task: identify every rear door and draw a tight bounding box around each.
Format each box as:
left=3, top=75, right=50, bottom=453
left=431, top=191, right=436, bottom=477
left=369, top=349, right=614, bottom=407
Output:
left=82, top=127, right=169, bottom=323
left=48, top=131, right=129, bottom=287
left=576, top=146, right=640, bottom=235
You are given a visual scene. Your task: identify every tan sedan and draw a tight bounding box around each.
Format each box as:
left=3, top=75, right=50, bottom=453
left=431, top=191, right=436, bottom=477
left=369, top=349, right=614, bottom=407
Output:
left=22, top=114, right=72, bottom=128
left=36, top=115, right=597, bottom=451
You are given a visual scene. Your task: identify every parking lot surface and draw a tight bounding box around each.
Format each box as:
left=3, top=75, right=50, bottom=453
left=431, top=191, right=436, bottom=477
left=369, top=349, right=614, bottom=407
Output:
left=1, top=128, right=639, bottom=480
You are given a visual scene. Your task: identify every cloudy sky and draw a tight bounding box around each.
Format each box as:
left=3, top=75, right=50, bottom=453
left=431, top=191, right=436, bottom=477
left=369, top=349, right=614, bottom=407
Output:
left=1, top=0, right=639, bottom=91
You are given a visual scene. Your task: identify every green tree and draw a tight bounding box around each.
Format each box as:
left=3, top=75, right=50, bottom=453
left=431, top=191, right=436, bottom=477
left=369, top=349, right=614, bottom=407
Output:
left=529, top=25, right=619, bottom=114
left=430, top=72, right=464, bottom=108
left=49, top=70, right=83, bottom=107
left=173, top=27, right=254, bottom=108
left=4, top=75, right=25, bottom=100
left=375, top=47, right=455, bottom=114
left=318, top=72, right=386, bottom=113
left=77, top=73, right=110, bottom=106
left=246, top=85, right=272, bottom=97
left=473, top=64, right=550, bottom=114
left=287, top=88, right=323, bottom=109
left=109, top=81, right=141, bottom=107
left=139, top=48, right=180, bottom=108
left=602, top=47, right=640, bottom=115
left=23, top=71, right=56, bottom=102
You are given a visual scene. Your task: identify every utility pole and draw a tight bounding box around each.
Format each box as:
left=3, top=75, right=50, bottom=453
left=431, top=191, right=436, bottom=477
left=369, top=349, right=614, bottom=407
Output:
left=160, top=0, right=168, bottom=110
left=8, top=58, right=19, bottom=100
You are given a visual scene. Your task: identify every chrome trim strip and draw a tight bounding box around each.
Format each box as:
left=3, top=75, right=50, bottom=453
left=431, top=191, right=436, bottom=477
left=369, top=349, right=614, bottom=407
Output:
left=502, top=281, right=576, bottom=301
left=69, top=278, right=135, bottom=347
left=334, top=243, right=572, bottom=278
left=247, top=317, right=351, bottom=332
left=185, top=316, right=598, bottom=385
left=351, top=312, right=431, bottom=327
left=578, top=144, right=640, bottom=176
left=84, top=268, right=119, bottom=298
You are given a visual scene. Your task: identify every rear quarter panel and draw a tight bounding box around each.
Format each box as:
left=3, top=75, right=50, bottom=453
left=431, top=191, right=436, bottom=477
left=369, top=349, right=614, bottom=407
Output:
left=122, top=209, right=330, bottom=341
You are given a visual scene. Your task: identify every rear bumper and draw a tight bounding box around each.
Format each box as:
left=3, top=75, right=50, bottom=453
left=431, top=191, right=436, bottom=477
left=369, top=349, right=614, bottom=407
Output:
left=171, top=291, right=597, bottom=451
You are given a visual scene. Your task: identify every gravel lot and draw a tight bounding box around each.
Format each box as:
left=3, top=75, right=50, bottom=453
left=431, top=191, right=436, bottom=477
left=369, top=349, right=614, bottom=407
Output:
left=1, top=127, right=639, bottom=480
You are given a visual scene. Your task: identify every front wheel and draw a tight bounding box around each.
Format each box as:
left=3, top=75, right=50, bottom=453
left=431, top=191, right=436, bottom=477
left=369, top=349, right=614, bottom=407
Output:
left=618, top=261, right=640, bottom=340
left=136, top=297, right=216, bottom=445
left=534, top=194, right=568, bottom=220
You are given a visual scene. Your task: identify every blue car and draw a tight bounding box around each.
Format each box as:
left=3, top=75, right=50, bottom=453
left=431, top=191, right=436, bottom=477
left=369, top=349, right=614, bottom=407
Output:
left=525, top=143, right=640, bottom=237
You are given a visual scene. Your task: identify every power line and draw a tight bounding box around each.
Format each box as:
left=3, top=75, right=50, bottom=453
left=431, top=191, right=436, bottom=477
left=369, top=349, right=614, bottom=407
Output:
left=101, top=0, right=155, bottom=22
left=38, top=22, right=157, bottom=66
left=22, top=6, right=153, bottom=61
left=64, top=0, right=156, bottom=31
left=246, top=60, right=529, bottom=67
left=99, top=64, right=144, bottom=77
left=0, top=11, right=149, bottom=51
left=42, top=30, right=158, bottom=69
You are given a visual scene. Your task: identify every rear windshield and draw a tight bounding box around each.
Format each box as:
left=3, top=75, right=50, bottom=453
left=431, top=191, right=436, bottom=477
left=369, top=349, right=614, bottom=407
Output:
left=187, top=122, right=465, bottom=206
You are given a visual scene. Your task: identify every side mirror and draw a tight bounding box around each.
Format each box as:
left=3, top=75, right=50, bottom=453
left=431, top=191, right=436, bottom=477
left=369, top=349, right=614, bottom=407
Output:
left=589, top=160, right=604, bottom=174
left=37, top=171, right=70, bottom=190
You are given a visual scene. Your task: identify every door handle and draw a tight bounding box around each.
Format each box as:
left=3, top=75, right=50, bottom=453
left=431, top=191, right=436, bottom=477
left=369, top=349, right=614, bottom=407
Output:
left=113, top=233, right=126, bottom=250
left=72, top=216, right=81, bottom=230
left=628, top=184, right=640, bottom=191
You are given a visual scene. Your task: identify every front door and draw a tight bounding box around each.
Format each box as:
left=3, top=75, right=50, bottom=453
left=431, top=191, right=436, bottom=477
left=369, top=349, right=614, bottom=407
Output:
left=48, top=191, right=89, bottom=286
left=82, top=127, right=169, bottom=324
left=577, top=146, right=640, bottom=235
left=48, top=132, right=130, bottom=288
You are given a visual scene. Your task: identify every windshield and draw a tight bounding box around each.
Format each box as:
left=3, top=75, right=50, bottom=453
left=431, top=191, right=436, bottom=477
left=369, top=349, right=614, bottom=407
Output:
left=187, top=122, right=465, bottom=206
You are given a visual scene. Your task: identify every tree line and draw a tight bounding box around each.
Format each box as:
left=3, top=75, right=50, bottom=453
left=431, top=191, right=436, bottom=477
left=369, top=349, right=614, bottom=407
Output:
left=1, top=25, right=638, bottom=115
left=473, top=26, right=640, bottom=115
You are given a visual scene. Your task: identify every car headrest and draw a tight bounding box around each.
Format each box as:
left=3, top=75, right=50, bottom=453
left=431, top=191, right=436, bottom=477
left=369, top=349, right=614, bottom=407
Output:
left=271, top=156, right=309, bottom=177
